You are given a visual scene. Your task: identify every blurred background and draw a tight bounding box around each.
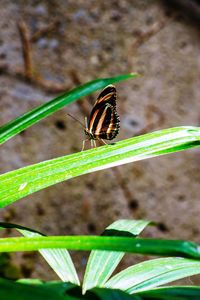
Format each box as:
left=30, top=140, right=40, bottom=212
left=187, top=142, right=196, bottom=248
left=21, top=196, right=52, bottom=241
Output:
left=0, top=0, right=200, bottom=283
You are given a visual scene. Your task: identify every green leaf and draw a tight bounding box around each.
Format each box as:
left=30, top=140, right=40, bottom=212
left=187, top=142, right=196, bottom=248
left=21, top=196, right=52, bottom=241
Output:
left=17, top=280, right=137, bottom=300
left=0, top=222, right=79, bottom=285
left=82, top=220, right=150, bottom=294
left=0, top=278, right=139, bottom=300
left=0, top=236, right=199, bottom=259
left=1, top=126, right=200, bottom=208
left=2, top=279, right=200, bottom=300
left=137, top=286, right=200, bottom=300
left=104, top=257, right=200, bottom=294
left=92, top=287, right=139, bottom=300
left=0, top=278, right=80, bottom=300
left=0, top=73, right=137, bottom=144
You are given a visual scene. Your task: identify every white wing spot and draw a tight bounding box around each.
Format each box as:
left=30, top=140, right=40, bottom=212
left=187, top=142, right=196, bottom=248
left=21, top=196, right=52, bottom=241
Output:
left=19, top=182, right=28, bottom=191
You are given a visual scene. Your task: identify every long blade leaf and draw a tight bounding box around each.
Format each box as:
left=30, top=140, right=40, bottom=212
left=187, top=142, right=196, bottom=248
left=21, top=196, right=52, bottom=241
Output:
left=0, top=126, right=200, bottom=207
left=0, top=278, right=138, bottom=300
left=0, top=222, right=79, bottom=285
left=0, top=73, right=137, bottom=144
left=104, top=257, right=200, bottom=294
left=137, top=286, right=200, bottom=300
left=82, top=220, right=150, bottom=294
left=0, top=278, right=80, bottom=300
left=0, top=236, right=199, bottom=258
left=93, top=287, right=139, bottom=299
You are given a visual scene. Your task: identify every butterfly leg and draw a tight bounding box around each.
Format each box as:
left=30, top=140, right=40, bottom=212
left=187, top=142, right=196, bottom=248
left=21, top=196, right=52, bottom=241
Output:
left=82, top=139, right=89, bottom=151
left=100, top=139, right=108, bottom=145
left=93, top=139, right=97, bottom=147
left=90, top=139, right=96, bottom=148
left=90, top=139, right=93, bottom=148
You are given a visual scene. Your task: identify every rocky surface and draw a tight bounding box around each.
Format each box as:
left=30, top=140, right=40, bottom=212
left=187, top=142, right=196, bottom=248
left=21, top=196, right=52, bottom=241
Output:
left=0, top=0, right=200, bottom=283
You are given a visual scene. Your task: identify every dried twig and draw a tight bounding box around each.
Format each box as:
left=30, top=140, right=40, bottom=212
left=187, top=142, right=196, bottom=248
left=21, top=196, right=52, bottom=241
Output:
left=31, top=19, right=60, bottom=43
left=132, top=21, right=165, bottom=50
left=0, top=63, right=70, bottom=93
left=18, top=21, right=33, bottom=81
left=132, top=13, right=177, bottom=51
left=13, top=21, right=70, bottom=93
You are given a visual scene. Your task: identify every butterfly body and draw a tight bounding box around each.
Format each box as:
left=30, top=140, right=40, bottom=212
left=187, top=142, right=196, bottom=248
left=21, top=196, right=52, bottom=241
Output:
left=84, top=129, right=96, bottom=140
left=84, top=85, right=120, bottom=144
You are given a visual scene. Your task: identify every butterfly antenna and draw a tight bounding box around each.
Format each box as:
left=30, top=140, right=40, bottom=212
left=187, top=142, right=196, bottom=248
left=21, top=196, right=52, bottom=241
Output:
left=67, top=113, right=85, bottom=128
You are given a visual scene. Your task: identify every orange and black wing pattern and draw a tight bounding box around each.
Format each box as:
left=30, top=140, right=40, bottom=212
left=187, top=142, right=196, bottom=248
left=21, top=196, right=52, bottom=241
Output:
left=88, top=85, right=120, bottom=140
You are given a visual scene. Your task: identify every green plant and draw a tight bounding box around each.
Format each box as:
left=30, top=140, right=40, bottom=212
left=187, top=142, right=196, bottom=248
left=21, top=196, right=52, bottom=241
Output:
left=0, top=220, right=200, bottom=299
left=0, top=74, right=200, bottom=299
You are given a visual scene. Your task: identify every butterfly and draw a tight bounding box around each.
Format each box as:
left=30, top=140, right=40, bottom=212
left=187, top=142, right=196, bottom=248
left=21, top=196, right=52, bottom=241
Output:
left=68, top=85, right=120, bottom=150
left=83, top=85, right=120, bottom=150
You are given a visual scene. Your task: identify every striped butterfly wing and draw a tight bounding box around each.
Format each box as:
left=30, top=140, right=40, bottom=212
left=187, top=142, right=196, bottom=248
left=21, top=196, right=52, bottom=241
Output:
left=88, top=85, right=120, bottom=140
